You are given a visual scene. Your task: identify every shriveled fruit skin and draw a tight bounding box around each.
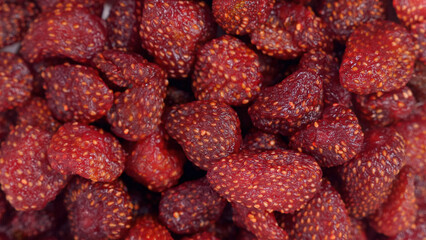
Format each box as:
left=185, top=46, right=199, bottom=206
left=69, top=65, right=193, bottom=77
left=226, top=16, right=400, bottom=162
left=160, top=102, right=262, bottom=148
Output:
left=207, top=149, right=322, bottom=213
left=408, top=62, right=426, bottom=102
left=339, top=20, right=416, bottom=95
left=411, top=22, right=426, bottom=64
left=10, top=204, right=56, bottom=238
left=159, top=178, right=227, bottom=234
left=243, top=129, right=287, bottom=151
left=35, top=0, right=105, bottom=16
left=165, top=100, right=242, bottom=170
left=338, top=127, right=405, bottom=218
left=350, top=218, right=367, bottom=240
left=16, top=97, right=60, bottom=133
left=125, top=215, right=173, bottom=240
left=393, top=0, right=426, bottom=27
left=182, top=232, right=220, bottom=240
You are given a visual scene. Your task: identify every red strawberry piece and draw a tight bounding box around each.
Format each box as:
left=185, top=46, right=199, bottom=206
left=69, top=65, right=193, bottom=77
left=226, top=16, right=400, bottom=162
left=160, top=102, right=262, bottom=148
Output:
left=42, top=63, right=114, bottom=123
left=10, top=204, right=56, bottom=238
left=257, top=51, right=286, bottom=87
left=350, top=218, right=368, bottom=240
left=0, top=125, right=68, bottom=211
left=20, top=5, right=106, bottom=63
left=125, top=215, right=173, bottom=240
left=165, top=86, right=195, bottom=107
left=411, top=22, right=426, bottom=64
left=390, top=214, right=426, bottom=240
left=35, top=0, right=105, bottom=16
left=338, top=127, right=405, bottom=218
left=354, top=86, right=417, bottom=126
left=0, top=52, right=33, bottom=112
left=65, top=177, right=134, bottom=240
left=248, top=69, right=323, bottom=136
left=289, top=179, right=352, bottom=240
left=48, top=122, right=126, bottom=182
left=30, top=58, right=67, bottom=96
left=16, top=97, right=60, bottom=133
left=393, top=0, right=426, bottom=27
left=212, top=0, right=275, bottom=35
left=0, top=111, right=15, bottom=143
left=290, top=104, right=364, bottom=167
left=125, top=129, right=185, bottom=192
left=159, top=178, right=227, bottom=234
left=165, top=100, right=242, bottom=170
left=339, top=20, right=416, bottom=95
left=318, top=0, right=385, bottom=42
left=182, top=232, right=220, bottom=240
left=207, top=149, right=322, bottom=213
left=232, top=203, right=289, bottom=240
left=408, top=62, right=426, bottom=102
left=369, top=166, right=417, bottom=236
left=192, top=35, right=262, bottom=106
left=243, top=129, right=287, bottom=151
left=139, top=0, right=216, bottom=78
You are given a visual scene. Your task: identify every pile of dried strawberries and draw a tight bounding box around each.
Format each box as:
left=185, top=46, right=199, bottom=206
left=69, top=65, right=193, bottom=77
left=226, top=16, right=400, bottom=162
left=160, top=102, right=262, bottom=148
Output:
left=0, top=0, right=424, bottom=239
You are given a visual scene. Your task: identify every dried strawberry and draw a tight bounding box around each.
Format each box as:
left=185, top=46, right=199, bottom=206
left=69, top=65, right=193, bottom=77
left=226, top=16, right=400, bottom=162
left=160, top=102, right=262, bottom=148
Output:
left=232, top=203, right=289, bottom=240
left=408, top=62, right=426, bottom=102
left=65, top=177, right=134, bottom=240
left=165, top=86, right=195, bottom=107
left=30, top=58, right=67, bottom=96
left=393, top=0, right=426, bottom=27
left=290, top=104, right=364, bottom=167
left=140, top=0, right=216, bottom=78
left=243, top=129, right=287, bottom=151
left=354, top=86, right=416, bottom=126
left=0, top=52, right=33, bottom=112
left=0, top=111, right=15, bottom=143
left=339, top=20, right=416, bottom=95
left=0, top=125, right=68, bottom=211
left=317, top=0, right=385, bottom=42
left=35, top=0, right=105, bottom=16
left=237, top=230, right=257, bottom=240
left=248, top=69, right=323, bottom=136
left=390, top=214, right=426, bottom=240
left=125, top=129, right=185, bottom=192
left=20, top=5, right=106, bottom=63
left=338, top=127, right=405, bottom=218
left=212, top=0, right=275, bottom=35
left=182, top=232, right=220, bottom=240
left=42, top=63, right=114, bottom=123
left=159, top=178, right=227, bottom=234
left=165, top=100, right=242, bottom=170
left=411, top=22, right=426, bottom=64
left=207, top=149, right=322, bottom=213
left=257, top=52, right=286, bottom=87
left=10, top=205, right=56, bottom=238
left=16, top=97, right=60, bottom=133
left=369, top=166, right=417, bottom=236
left=48, top=122, right=126, bottom=182
left=350, top=218, right=368, bottom=240
left=125, top=215, right=173, bottom=240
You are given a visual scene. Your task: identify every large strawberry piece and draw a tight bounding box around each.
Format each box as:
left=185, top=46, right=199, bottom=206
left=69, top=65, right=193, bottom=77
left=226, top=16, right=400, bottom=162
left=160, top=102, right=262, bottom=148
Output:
left=411, top=22, right=426, bottom=64
left=207, top=149, right=322, bottom=213
left=393, top=0, right=425, bottom=27
left=340, top=20, right=416, bottom=95
left=243, top=129, right=287, bottom=151
left=192, top=35, right=262, bottom=106
left=16, top=97, right=60, bottom=133
left=125, top=215, right=173, bottom=240
left=0, top=125, right=68, bottom=211
left=165, top=100, right=242, bottom=170
left=35, top=0, right=105, bottom=16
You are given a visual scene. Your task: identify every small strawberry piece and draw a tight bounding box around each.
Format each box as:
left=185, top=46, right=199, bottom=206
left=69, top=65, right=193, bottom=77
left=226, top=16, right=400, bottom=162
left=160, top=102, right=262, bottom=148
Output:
left=192, top=35, right=262, bottom=106
left=340, top=20, right=416, bottom=95
left=248, top=69, right=323, bottom=136
left=42, top=64, right=114, bottom=123
left=10, top=206, right=55, bottom=238
left=289, top=179, right=352, bottom=240
left=212, top=0, right=275, bottom=35
left=0, top=52, right=33, bottom=112
left=0, top=125, right=68, bottom=211
left=48, top=122, right=126, bottom=182
left=30, top=58, right=67, bottom=96
left=338, top=127, right=405, bottom=218
left=354, top=86, right=416, bottom=126
left=159, top=178, right=227, bottom=234
left=318, top=0, right=385, bottom=42
left=125, top=215, right=173, bottom=240
left=243, top=129, right=287, bottom=151
left=165, top=100, right=242, bottom=170
left=393, top=0, right=426, bottom=27
left=125, top=129, right=185, bottom=192
left=16, top=97, right=60, bottom=133
left=232, top=203, right=289, bottom=240
left=140, top=0, right=216, bottom=78
left=65, top=177, right=134, bottom=240
left=208, top=149, right=322, bottom=213
left=20, top=5, right=106, bottom=63
left=408, top=62, right=426, bottom=102
left=411, top=22, right=426, bottom=64
left=369, top=166, right=417, bottom=236
left=35, top=0, right=105, bottom=16
left=182, top=232, right=220, bottom=240
left=290, top=104, right=364, bottom=167
left=350, top=218, right=367, bottom=240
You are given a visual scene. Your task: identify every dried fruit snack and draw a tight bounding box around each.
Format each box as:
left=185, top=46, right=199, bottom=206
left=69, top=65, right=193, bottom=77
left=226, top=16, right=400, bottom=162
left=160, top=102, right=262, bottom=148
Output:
left=35, top=0, right=105, bottom=16
left=393, top=0, right=426, bottom=27
left=243, top=128, right=287, bottom=151
left=16, top=97, right=60, bottom=133
left=125, top=215, right=173, bottom=240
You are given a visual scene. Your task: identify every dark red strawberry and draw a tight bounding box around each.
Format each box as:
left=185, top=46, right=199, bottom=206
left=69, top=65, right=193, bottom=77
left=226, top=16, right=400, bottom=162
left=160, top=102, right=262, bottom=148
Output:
left=354, top=86, right=416, bottom=126
left=165, top=100, right=242, bottom=170
left=65, top=177, right=134, bottom=240
left=182, top=232, right=220, bottom=240
left=369, top=166, right=417, bottom=236
left=192, top=35, right=262, bottom=106
left=257, top=51, right=286, bottom=87
left=125, top=215, right=173, bottom=240
left=139, top=0, right=216, bottom=78
left=0, top=125, right=68, bottom=211
left=290, top=104, right=364, bottom=167
left=48, top=122, right=126, bottom=182
left=159, top=178, right=227, bottom=234
left=243, top=129, right=287, bottom=151
left=232, top=203, right=289, bottom=240
left=338, top=127, right=405, bottom=218
left=289, top=179, right=352, bottom=240
left=390, top=215, right=426, bottom=240
left=237, top=230, right=257, bottom=240
left=212, top=0, right=275, bottom=35
left=30, top=58, right=67, bottom=96
left=248, top=69, right=323, bottom=136
left=35, top=0, right=105, bottom=16
left=339, top=20, right=416, bottom=95
left=393, top=0, right=425, bottom=27
left=20, top=5, right=106, bottom=63
left=16, top=97, right=60, bottom=133
left=10, top=204, right=56, bottom=238
left=350, top=218, right=368, bottom=240
left=125, top=129, right=185, bottom=192
left=0, top=52, right=33, bottom=112
left=411, top=22, right=426, bottom=64
left=408, top=62, right=426, bottom=102
left=0, top=111, right=15, bottom=143
left=0, top=191, right=7, bottom=222
left=318, top=0, right=385, bottom=42
left=207, top=149, right=322, bottom=213
left=165, top=86, right=195, bottom=107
